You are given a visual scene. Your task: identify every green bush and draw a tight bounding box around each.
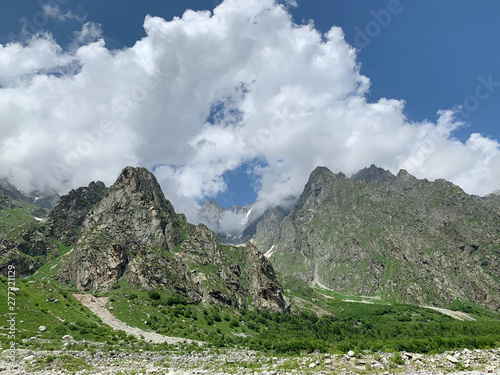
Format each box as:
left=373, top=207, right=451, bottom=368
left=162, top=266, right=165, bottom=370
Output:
left=148, top=291, right=161, bottom=300
left=165, top=294, right=187, bottom=306
left=389, top=352, right=405, bottom=366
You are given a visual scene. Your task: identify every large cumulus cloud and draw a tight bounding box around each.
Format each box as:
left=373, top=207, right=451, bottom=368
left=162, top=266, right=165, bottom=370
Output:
left=1, top=0, right=499, bottom=221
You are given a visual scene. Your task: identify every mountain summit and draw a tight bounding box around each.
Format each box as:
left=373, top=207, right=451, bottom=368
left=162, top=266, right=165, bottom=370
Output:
left=56, top=167, right=288, bottom=312
left=256, top=165, right=500, bottom=311
left=196, top=199, right=255, bottom=244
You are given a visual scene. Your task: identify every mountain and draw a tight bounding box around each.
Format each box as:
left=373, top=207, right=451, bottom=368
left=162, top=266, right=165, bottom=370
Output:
left=196, top=199, right=255, bottom=244
left=351, top=164, right=397, bottom=184
left=480, top=189, right=500, bottom=208
left=0, top=178, right=60, bottom=210
left=0, top=186, right=56, bottom=276
left=256, top=165, right=500, bottom=311
left=46, top=181, right=108, bottom=246
left=55, top=167, right=288, bottom=312
left=251, top=205, right=288, bottom=256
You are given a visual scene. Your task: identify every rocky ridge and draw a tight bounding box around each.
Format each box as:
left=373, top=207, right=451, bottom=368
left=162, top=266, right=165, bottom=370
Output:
left=258, top=165, right=500, bottom=311
left=55, top=167, right=288, bottom=312
left=46, top=181, right=108, bottom=246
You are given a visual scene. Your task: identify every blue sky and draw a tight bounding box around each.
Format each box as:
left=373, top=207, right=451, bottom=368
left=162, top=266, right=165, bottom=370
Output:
left=1, top=0, right=500, bottom=214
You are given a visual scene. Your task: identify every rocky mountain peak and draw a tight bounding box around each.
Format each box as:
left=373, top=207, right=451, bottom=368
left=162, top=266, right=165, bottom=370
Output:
left=309, top=166, right=336, bottom=181
left=47, top=180, right=108, bottom=245
left=352, top=164, right=396, bottom=184
left=55, top=167, right=287, bottom=312
left=112, top=166, right=176, bottom=215
left=196, top=199, right=255, bottom=245
left=396, top=168, right=415, bottom=179
left=259, top=165, right=500, bottom=311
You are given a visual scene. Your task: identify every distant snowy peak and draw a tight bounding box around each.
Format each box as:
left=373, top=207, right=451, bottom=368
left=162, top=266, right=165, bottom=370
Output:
left=196, top=199, right=255, bottom=245
left=0, top=178, right=60, bottom=209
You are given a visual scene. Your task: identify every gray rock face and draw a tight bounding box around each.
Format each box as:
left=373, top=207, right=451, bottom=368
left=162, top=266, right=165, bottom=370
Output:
left=47, top=181, right=108, bottom=246
left=263, top=165, right=500, bottom=311
left=351, top=164, right=396, bottom=184
left=251, top=205, right=287, bottom=253
left=57, top=166, right=287, bottom=312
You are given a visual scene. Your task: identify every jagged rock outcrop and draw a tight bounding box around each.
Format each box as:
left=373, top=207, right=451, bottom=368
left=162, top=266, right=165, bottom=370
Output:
left=56, top=166, right=287, bottom=312
left=262, top=165, right=500, bottom=311
left=246, top=242, right=289, bottom=312
left=351, top=164, right=396, bottom=184
left=47, top=181, right=108, bottom=246
left=0, top=240, right=40, bottom=277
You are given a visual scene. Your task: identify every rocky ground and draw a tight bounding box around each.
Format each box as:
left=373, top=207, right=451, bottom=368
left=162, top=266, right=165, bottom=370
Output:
left=1, top=346, right=499, bottom=374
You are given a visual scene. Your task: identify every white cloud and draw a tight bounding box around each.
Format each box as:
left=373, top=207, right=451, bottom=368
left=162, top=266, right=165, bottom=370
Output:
left=42, top=3, right=86, bottom=23
left=71, top=22, right=102, bottom=47
left=1, top=0, right=500, bottom=221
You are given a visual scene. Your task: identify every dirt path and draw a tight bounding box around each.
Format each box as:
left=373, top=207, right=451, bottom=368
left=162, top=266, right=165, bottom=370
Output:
left=422, top=305, right=476, bottom=321
left=73, top=293, right=201, bottom=344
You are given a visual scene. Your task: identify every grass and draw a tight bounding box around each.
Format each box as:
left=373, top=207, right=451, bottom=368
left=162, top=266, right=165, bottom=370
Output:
left=30, top=242, right=74, bottom=281
left=1, top=192, right=500, bottom=358
left=1, top=268, right=500, bottom=358
left=27, top=354, right=91, bottom=373
left=0, top=276, right=116, bottom=349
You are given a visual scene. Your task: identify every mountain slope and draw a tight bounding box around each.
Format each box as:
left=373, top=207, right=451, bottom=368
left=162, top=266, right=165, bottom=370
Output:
left=0, top=187, right=57, bottom=276
left=262, top=166, right=500, bottom=311
left=56, top=167, right=288, bottom=312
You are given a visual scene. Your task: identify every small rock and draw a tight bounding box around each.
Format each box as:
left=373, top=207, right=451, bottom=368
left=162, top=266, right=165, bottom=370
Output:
left=62, top=334, right=73, bottom=340
left=324, top=358, right=332, bottom=365
left=446, top=355, right=459, bottom=363
left=308, top=362, right=316, bottom=368
left=403, top=351, right=413, bottom=359
left=22, top=355, right=35, bottom=361
left=38, top=326, right=46, bottom=332
left=347, top=350, right=355, bottom=357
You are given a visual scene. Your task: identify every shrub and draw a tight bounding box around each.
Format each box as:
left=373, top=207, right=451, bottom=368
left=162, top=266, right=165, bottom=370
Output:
left=165, top=294, right=187, bottom=306
left=389, top=352, right=405, bottom=366
left=148, top=291, right=161, bottom=300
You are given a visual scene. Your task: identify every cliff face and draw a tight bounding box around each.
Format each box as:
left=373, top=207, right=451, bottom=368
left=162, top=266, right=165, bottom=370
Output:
left=47, top=181, right=108, bottom=246
left=56, top=167, right=287, bottom=312
left=261, top=165, right=500, bottom=311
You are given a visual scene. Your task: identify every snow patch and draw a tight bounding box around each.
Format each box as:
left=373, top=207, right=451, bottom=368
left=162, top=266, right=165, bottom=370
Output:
left=264, top=244, right=275, bottom=258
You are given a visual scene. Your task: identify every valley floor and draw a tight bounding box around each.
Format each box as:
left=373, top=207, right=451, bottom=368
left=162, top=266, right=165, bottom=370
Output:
left=1, top=346, right=499, bottom=374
